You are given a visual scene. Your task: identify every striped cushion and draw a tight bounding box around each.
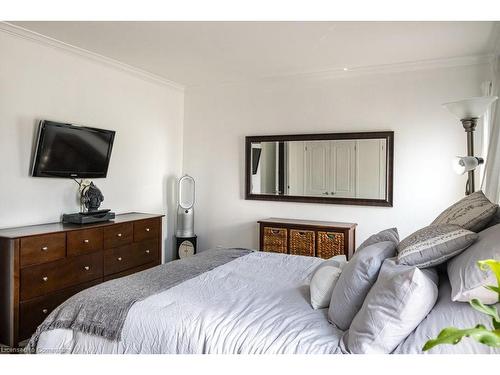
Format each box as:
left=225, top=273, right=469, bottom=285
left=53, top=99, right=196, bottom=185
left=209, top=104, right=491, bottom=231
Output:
left=431, top=191, right=498, bottom=232
left=397, top=224, right=478, bottom=268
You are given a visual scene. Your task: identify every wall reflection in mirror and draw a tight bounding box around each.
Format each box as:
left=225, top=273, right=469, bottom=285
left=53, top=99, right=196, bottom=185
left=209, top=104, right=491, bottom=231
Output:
left=246, top=132, right=393, bottom=206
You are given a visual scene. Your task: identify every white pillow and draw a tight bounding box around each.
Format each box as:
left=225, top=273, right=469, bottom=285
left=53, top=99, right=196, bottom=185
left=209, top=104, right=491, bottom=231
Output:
left=310, top=255, right=347, bottom=309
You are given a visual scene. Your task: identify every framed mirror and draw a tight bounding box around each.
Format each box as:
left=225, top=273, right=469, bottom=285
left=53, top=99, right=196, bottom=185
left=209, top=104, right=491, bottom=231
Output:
left=245, top=131, right=394, bottom=206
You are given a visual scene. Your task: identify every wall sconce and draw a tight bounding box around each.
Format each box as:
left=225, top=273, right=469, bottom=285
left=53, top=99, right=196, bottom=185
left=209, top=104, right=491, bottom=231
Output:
left=452, top=156, right=484, bottom=175
left=442, top=96, right=498, bottom=195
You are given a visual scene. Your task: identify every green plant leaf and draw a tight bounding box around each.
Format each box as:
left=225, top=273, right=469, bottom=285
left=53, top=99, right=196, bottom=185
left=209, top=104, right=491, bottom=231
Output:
left=470, top=299, right=500, bottom=323
left=423, top=325, right=500, bottom=351
left=470, top=299, right=500, bottom=329
left=494, top=319, right=500, bottom=331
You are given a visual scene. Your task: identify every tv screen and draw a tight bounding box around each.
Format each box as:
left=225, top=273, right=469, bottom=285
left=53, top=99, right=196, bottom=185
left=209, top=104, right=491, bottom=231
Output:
left=31, top=120, right=115, bottom=178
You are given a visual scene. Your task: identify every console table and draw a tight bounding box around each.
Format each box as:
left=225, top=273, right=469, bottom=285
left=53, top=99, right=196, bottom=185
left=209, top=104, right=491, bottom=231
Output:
left=0, top=212, right=163, bottom=347
left=258, top=218, right=357, bottom=260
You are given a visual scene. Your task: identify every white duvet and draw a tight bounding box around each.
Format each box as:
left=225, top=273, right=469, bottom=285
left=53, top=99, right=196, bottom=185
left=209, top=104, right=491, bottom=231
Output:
left=37, top=251, right=344, bottom=354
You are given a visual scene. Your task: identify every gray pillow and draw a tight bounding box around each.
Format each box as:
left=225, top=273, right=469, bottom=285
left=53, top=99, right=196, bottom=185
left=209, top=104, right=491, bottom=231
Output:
left=431, top=190, right=498, bottom=232
left=448, top=223, right=500, bottom=305
left=343, top=258, right=438, bottom=354
left=397, top=224, right=478, bottom=268
left=357, top=227, right=399, bottom=251
left=328, top=240, right=396, bottom=330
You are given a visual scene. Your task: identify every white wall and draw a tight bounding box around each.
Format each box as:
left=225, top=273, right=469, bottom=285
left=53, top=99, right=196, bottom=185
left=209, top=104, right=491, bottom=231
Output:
left=0, top=31, right=184, bottom=261
left=0, top=28, right=492, bottom=258
left=183, top=64, right=491, bottom=251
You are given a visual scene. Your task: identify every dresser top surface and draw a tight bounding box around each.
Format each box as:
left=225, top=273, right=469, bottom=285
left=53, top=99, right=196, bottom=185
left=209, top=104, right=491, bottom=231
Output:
left=0, top=212, right=164, bottom=239
left=258, top=218, right=357, bottom=229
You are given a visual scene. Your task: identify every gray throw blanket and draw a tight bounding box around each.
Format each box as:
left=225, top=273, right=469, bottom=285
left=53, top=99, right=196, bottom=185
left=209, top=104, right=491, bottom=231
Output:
left=26, top=248, right=253, bottom=353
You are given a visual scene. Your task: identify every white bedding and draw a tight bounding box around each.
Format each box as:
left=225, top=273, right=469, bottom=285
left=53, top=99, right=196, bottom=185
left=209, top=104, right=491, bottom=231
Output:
left=37, top=251, right=344, bottom=354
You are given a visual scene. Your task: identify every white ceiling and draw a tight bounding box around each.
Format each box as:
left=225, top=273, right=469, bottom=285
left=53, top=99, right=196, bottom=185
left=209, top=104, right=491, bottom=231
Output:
left=11, top=21, right=499, bottom=87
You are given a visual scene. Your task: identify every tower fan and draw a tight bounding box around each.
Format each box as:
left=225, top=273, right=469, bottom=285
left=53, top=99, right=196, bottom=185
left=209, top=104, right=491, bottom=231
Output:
left=175, top=175, right=197, bottom=258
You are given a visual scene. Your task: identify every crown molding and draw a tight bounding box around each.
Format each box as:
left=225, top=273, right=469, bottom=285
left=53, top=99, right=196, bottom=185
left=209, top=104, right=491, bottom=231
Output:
left=298, top=54, right=493, bottom=80
left=188, top=54, right=494, bottom=89
left=0, top=22, right=185, bottom=91
left=1, top=21, right=493, bottom=91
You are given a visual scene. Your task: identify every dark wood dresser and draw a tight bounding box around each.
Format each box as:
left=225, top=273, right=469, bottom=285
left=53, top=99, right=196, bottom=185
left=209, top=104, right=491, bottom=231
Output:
left=0, top=212, right=163, bottom=347
left=258, top=218, right=356, bottom=260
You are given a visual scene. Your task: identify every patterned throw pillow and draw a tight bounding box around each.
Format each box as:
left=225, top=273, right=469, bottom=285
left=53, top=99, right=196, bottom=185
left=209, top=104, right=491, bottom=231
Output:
left=397, top=224, right=478, bottom=268
left=483, top=207, right=500, bottom=230
left=431, top=191, right=498, bottom=232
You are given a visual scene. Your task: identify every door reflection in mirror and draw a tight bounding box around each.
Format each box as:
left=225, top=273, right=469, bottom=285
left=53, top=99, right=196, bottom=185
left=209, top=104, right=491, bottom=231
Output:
left=250, top=139, right=387, bottom=200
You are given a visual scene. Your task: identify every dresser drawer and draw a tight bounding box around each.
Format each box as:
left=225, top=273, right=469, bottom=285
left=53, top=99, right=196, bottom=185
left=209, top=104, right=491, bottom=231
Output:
left=19, top=279, right=101, bottom=340
left=67, top=228, right=103, bottom=256
left=317, top=231, right=345, bottom=259
left=134, top=218, right=160, bottom=242
left=103, top=261, right=158, bottom=282
left=289, top=229, right=315, bottom=257
left=104, top=239, right=158, bottom=276
left=20, top=252, right=103, bottom=301
left=103, top=223, right=133, bottom=249
left=20, top=233, right=66, bottom=268
left=262, top=227, right=288, bottom=253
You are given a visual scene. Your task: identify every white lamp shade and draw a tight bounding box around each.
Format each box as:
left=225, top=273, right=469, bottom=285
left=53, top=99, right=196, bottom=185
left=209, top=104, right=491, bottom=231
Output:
left=452, top=156, right=483, bottom=175
left=442, top=96, right=498, bottom=120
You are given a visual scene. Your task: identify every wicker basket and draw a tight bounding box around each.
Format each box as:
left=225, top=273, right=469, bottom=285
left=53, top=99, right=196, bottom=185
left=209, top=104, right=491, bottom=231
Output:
left=317, top=231, right=345, bottom=259
left=263, top=227, right=288, bottom=253
left=289, top=230, right=315, bottom=256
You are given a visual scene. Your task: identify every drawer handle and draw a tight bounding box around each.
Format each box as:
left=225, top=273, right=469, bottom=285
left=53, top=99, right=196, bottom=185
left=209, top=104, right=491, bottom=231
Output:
left=146, top=228, right=150, bottom=232
left=117, top=257, right=123, bottom=261
left=42, top=276, right=48, bottom=282
left=117, top=233, right=123, bottom=238
left=327, top=234, right=336, bottom=239
left=41, top=246, right=48, bottom=252
left=83, top=239, right=90, bottom=244
left=298, top=231, right=307, bottom=236
left=270, top=229, right=281, bottom=235
left=84, top=266, right=90, bottom=271
left=42, top=308, right=48, bottom=314
left=145, top=249, right=150, bottom=254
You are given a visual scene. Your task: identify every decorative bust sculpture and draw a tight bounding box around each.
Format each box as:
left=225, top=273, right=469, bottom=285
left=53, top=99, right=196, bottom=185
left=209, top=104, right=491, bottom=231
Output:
left=80, top=182, right=104, bottom=212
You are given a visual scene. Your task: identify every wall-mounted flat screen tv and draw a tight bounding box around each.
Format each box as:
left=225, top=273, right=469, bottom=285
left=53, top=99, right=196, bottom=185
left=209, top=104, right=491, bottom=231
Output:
left=31, top=120, right=115, bottom=178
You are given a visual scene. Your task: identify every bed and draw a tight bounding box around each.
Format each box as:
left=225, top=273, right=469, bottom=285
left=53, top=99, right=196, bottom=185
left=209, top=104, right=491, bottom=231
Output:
left=31, top=249, right=499, bottom=354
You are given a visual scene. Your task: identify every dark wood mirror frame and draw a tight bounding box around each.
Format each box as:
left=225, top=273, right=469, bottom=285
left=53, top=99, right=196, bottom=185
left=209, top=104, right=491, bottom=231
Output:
left=245, top=131, right=394, bottom=207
